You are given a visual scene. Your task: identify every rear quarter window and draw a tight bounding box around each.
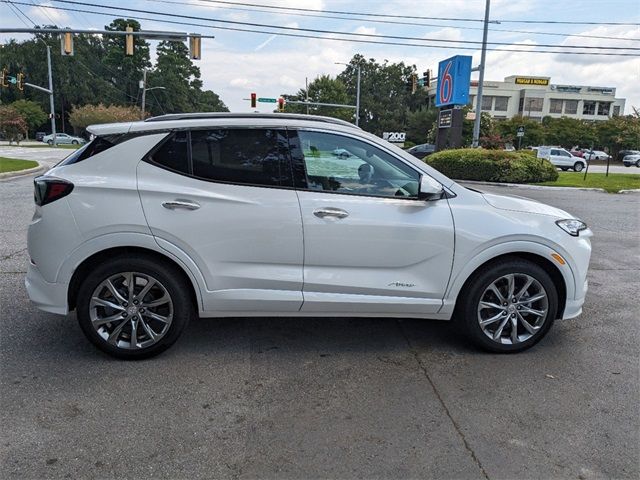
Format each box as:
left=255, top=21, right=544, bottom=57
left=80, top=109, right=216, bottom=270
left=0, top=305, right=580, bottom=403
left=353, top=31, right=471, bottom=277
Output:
left=56, top=134, right=130, bottom=166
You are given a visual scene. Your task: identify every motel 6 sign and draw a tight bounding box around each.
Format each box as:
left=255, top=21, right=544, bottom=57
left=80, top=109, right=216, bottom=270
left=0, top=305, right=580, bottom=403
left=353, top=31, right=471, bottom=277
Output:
left=435, top=55, right=472, bottom=107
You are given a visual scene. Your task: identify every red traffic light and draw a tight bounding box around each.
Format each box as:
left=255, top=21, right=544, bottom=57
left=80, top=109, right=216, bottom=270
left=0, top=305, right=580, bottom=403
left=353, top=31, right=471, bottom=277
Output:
left=250, top=92, right=256, bottom=109
left=278, top=97, right=284, bottom=112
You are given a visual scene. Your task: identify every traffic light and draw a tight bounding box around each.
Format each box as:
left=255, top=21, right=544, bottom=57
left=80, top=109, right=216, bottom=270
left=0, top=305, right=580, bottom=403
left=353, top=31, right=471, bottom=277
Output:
left=250, top=92, right=257, bottom=109
left=125, top=25, right=134, bottom=56
left=16, top=72, right=24, bottom=91
left=0, top=68, right=7, bottom=88
left=189, top=34, right=201, bottom=60
left=278, top=97, right=285, bottom=112
left=61, top=31, right=74, bottom=56
left=411, top=73, right=417, bottom=94
left=424, top=70, right=430, bottom=88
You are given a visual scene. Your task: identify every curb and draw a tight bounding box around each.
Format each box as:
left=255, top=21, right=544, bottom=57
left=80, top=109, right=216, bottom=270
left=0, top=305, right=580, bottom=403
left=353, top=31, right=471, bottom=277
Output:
left=458, top=180, right=607, bottom=193
left=619, top=189, right=640, bottom=194
left=0, top=163, right=45, bottom=180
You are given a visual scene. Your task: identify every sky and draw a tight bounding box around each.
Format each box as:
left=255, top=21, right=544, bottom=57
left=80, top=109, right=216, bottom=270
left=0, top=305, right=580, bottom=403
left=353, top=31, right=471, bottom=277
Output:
left=1, top=0, right=639, bottom=114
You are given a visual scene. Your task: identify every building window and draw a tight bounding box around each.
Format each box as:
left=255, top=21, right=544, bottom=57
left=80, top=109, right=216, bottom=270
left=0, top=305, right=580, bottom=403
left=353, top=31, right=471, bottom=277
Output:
left=549, top=99, right=563, bottom=114
left=597, top=102, right=611, bottom=116
left=564, top=100, right=578, bottom=114
left=613, top=105, right=621, bottom=116
left=583, top=101, right=596, bottom=115
left=494, top=97, right=508, bottom=111
left=468, top=95, right=475, bottom=106
left=481, top=95, right=493, bottom=110
left=525, top=97, right=543, bottom=114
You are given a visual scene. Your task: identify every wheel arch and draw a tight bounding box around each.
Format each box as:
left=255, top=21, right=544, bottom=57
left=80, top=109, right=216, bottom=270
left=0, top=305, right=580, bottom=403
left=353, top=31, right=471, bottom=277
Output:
left=67, top=246, right=200, bottom=312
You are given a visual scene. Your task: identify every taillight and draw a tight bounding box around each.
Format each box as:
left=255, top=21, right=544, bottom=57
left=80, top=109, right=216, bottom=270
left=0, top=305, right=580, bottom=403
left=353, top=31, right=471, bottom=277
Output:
left=34, top=176, right=74, bottom=206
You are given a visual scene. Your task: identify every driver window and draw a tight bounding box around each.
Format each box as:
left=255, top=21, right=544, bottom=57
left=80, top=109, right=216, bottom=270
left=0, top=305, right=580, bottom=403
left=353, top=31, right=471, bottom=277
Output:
left=296, top=130, right=420, bottom=198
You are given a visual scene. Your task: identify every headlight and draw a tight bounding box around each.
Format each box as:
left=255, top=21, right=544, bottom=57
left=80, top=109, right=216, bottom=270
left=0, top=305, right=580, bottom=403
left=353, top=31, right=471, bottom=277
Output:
left=556, top=219, right=587, bottom=236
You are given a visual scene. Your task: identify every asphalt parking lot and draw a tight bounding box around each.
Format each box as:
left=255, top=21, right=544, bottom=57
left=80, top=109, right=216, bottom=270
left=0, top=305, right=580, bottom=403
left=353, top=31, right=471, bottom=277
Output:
left=1, top=164, right=639, bottom=479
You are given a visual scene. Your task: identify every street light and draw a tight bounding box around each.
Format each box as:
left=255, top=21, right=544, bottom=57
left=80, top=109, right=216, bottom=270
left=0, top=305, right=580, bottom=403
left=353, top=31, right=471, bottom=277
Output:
left=139, top=69, right=166, bottom=119
left=335, top=62, right=361, bottom=127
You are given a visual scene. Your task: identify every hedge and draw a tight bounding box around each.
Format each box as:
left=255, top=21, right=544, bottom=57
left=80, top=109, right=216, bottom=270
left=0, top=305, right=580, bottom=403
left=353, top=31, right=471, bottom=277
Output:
left=424, top=148, right=558, bottom=183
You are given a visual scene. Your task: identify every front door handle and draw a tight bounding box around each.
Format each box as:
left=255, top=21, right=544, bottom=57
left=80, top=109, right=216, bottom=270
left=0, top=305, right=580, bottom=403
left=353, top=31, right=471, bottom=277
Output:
left=162, top=199, right=200, bottom=211
left=313, top=207, right=349, bottom=219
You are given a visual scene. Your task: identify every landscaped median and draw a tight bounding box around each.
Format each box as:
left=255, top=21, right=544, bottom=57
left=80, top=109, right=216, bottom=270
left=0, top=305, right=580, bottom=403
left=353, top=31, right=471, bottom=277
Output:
left=0, top=157, right=40, bottom=175
left=424, top=149, right=639, bottom=193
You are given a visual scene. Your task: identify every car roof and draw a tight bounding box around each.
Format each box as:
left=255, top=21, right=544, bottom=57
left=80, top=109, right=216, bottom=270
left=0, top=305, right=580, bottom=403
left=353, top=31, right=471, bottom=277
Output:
left=86, top=112, right=360, bottom=136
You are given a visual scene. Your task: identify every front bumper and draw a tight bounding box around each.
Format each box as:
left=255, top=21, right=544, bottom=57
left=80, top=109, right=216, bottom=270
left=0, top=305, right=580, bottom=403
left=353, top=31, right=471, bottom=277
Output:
left=562, top=279, right=588, bottom=319
left=25, top=263, right=68, bottom=315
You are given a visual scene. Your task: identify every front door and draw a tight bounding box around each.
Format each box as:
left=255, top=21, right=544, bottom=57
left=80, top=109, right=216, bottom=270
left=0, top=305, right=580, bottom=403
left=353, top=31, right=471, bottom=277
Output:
left=137, top=128, right=303, bottom=313
left=288, top=129, right=455, bottom=315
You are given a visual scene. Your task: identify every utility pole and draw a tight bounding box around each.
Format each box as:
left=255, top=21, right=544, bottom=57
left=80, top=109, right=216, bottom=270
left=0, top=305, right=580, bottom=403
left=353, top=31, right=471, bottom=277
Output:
left=45, top=45, right=57, bottom=147
left=140, top=69, right=165, bottom=119
left=472, top=0, right=491, bottom=148
left=355, top=65, right=361, bottom=127
left=305, top=77, right=309, bottom=115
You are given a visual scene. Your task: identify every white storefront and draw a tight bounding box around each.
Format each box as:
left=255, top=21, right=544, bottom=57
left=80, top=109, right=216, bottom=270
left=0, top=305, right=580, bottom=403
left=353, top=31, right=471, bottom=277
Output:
left=426, top=75, right=626, bottom=121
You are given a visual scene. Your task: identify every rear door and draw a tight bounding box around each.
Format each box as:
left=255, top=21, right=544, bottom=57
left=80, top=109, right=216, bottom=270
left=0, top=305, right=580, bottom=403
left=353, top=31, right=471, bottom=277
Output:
left=137, top=128, right=304, bottom=313
left=289, top=129, right=455, bottom=315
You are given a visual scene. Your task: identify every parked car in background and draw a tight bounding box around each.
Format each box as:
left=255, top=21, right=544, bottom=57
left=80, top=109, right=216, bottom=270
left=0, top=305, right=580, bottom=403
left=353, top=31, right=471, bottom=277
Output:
left=583, top=150, right=610, bottom=161
left=570, top=147, right=584, bottom=158
left=332, top=148, right=352, bottom=159
left=42, top=133, right=86, bottom=146
left=537, top=147, right=587, bottom=172
left=35, top=132, right=47, bottom=142
left=407, top=143, right=435, bottom=159
left=618, top=150, right=640, bottom=162
left=622, top=153, right=640, bottom=167
left=26, top=113, right=592, bottom=359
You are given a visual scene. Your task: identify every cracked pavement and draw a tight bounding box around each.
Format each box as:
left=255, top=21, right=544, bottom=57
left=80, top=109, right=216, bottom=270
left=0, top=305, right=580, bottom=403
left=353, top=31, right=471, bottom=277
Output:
left=1, top=170, right=638, bottom=479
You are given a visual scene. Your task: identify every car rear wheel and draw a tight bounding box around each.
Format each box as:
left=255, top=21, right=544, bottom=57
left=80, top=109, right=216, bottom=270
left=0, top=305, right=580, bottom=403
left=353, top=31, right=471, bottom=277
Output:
left=457, top=258, right=558, bottom=353
left=47, top=140, right=53, bottom=145
left=573, top=162, right=584, bottom=172
left=636, top=160, right=640, bottom=168
left=71, top=140, right=78, bottom=145
left=76, top=255, right=192, bottom=359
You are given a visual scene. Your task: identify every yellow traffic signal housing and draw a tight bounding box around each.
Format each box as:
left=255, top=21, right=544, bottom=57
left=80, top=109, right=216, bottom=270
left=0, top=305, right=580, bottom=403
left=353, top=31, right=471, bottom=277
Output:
left=0, top=68, right=7, bottom=88
left=61, top=31, right=74, bottom=56
left=189, top=34, right=201, bottom=60
left=17, top=72, right=24, bottom=91
left=125, top=25, right=134, bottom=56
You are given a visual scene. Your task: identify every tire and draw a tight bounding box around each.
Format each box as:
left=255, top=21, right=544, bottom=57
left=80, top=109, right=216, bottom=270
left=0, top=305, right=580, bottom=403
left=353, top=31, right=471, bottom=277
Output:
left=76, top=255, right=192, bottom=359
left=71, top=140, right=78, bottom=145
left=624, top=163, right=631, bottom=167
left=636, top=160, right=640, bottom=168
left=47, top=139, right=53, bottom=145
left=456, top=257, right=558, bottom=353
left=573, top=162, right=584, bottom=172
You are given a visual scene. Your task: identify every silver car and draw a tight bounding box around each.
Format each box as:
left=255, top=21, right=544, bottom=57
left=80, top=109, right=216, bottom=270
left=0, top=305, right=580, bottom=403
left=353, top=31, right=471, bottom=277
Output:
left=42, top=133, right=86, bottom=146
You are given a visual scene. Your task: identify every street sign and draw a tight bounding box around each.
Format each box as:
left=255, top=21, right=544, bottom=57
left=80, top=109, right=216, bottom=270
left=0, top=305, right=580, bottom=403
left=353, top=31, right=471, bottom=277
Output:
left=517, top=126, right=525, bottom=137
left=258, top=97, right=277, bottom=103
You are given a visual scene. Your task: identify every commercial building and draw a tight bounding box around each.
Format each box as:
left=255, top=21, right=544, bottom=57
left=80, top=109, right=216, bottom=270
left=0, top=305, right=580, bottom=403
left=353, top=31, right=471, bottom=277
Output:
left=426, top=75, right=626, bottom=121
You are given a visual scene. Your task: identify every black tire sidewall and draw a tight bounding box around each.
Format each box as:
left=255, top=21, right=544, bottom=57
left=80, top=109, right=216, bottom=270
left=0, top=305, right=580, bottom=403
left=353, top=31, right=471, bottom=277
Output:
left=76, top=255, right=192, bottom=359
left=460, top=259, right=558, bottom=353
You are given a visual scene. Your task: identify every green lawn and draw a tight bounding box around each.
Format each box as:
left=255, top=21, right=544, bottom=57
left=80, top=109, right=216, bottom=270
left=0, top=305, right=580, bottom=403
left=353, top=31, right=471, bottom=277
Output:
left=537, top=173, right=640, bottom=193
left=0, top=158, right=39, bottom=174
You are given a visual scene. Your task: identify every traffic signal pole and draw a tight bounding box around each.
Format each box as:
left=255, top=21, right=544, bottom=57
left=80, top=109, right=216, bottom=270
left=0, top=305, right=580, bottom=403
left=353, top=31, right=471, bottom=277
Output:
left=46, top=45, right=57, bottom=147
left=355, top=65, right=361, bottom=127
left=472, top=0, right=491, bottom=148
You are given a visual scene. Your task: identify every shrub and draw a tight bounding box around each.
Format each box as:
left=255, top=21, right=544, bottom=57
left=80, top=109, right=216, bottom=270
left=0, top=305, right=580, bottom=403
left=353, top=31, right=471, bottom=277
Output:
left=69, top=104, right=142, bottom=133
left=425, top=148, right=558, bottom=183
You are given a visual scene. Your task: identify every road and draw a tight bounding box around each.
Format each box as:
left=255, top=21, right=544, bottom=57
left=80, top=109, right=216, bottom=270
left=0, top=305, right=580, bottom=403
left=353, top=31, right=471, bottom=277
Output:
left=1, top=162, right=639, bottom=479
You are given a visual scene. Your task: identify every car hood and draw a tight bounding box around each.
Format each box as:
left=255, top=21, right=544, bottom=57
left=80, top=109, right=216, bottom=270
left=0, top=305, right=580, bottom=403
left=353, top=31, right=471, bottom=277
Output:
left=482, top=192, right=573, bottom=219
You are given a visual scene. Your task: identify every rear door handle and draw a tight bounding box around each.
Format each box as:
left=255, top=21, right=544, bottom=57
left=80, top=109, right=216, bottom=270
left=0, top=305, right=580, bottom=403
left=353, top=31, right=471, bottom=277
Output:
left=313, top=207, right=349, bottom=219
left=162, top=199, right=200, bottom=211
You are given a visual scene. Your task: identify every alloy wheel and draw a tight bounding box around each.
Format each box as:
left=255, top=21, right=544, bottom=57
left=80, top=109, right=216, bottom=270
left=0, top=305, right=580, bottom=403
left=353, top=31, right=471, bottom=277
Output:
left=477, top=273, right=549, bottom=345
left=89, top=272, right=174, bottom=349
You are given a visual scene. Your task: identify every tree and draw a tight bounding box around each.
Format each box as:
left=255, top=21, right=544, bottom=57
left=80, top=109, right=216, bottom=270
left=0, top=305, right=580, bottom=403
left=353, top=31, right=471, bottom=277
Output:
left=405, top=107, right=437, bottom=144
left=462, top=109, right=494, bottom=147
left=594, top=115, right=640, bottom=156
left=69, top=104, right=141, bottom=133
left=0, top=106, right=28, bottom=144
left=10, top=100, right=47, bottom=138
left=283, top=75, right=352, bottom=121
left=542, top=116, right=595, bottom=149
left=495, top=116, right=546, bottom=148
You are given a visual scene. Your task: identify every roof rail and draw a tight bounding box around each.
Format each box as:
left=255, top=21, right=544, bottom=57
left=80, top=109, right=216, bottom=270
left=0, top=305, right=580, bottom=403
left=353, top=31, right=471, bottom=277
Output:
left=144, top=112, right=359, bottom=129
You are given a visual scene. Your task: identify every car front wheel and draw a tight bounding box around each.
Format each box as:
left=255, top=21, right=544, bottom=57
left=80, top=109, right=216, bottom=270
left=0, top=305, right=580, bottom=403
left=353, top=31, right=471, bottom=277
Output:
left=71, top=140, right=79, bottom=145
left=47, top=140, right=53, bottom=145
left=76, top=255, right=192, bottom=359
left=636, top=160, right=640, bottom=168
left=573, top=162, right=584, bottom=172
left=458, top=258, right=558, bottom=353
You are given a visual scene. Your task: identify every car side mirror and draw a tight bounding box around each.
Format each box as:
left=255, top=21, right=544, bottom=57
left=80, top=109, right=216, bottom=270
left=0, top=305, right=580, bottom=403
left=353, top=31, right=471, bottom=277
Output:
left=418, top=175, right=444, bottom=201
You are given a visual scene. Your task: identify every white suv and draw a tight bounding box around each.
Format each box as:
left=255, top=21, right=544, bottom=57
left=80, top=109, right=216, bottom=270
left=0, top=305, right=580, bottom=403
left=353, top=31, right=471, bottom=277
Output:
left=26, top=113, right=592, bottom=359
left=548, top=147, right=587, bottom=172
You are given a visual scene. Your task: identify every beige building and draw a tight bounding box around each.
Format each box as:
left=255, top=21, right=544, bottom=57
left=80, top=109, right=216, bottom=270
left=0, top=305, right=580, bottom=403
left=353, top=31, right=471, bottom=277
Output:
left=426, top=75, right=626, bottom=121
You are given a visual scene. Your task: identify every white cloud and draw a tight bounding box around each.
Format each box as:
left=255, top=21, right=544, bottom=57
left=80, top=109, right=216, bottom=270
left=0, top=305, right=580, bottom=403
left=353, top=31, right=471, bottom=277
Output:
left=28, top=2, right=70, bottom=24
left=354, top=26, right=377, bottom=36
left=423, top=27, right=464, bottom=42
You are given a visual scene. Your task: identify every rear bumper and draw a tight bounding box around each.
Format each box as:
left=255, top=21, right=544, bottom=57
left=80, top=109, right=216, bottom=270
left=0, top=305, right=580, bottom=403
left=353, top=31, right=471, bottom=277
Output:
left=25, top=263, right=68, bottom=315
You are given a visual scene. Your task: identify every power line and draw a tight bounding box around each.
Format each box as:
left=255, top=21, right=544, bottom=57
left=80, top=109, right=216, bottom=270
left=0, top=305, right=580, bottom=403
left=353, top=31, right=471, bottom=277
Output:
left=43, top=1, right=640, bottom=52
left=165, top=0, right=640, bottom=26
left=4, top=0, right=36, bottom=27
left=143, top=0, right=640, bottom=42
left=8, top=2, right=639, bottom=57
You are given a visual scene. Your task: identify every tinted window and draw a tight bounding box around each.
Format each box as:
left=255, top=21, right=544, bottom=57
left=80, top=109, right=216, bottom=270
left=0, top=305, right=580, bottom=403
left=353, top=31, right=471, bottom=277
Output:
left=291, top=131, right=420, bottom=198
left=149, top=131, right=189, bottom=174
left=191, top=129, right=288, bottom=186
left=57, top=134, right=126, bottom=166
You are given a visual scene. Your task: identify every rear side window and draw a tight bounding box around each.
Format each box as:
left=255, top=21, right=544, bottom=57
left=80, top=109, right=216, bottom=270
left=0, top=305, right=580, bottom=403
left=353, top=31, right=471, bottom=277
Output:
left=57, top=134, right=125, bottom=166
left=148, top=131, right=189, bottom=174
left=191, top=129, right=288, bottom=186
